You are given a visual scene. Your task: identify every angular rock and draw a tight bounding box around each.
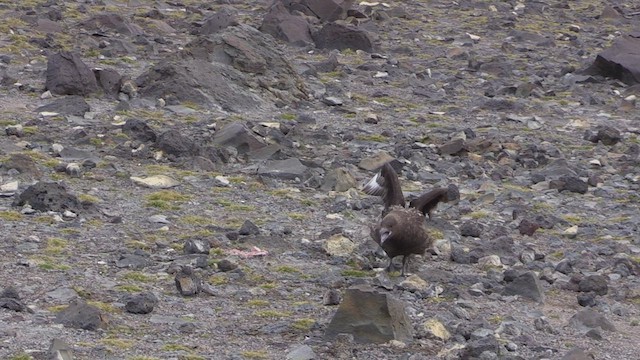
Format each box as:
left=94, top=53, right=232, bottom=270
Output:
left=313, top=22, right=373, bottom=52
left=79, top=13, right=143, bottom=36
left=502, top=271, right=545, bottom=302
left=557, top=176, right=588, bottom=194
left=175, top=266, right=200, bottom=297
left=94, top=68, right=123, bottom=98
left=212, top=122, right=267, bottom=155
left=36, top=95, right=90, bottom=116
left=2, top=153, right=40, bottom=175
left=54, top=300, right=106, bottom=331
left=561, top=347, right=595, bottom=360
left=321, top=167, right=357, bottom=192
left=439, top=138, right=465, bottom=155
left=582, top=32, right=640, bottom=85
left=122, top=119, right=157, bottom=143
left=184, top=239, right=211, bottom=255
left=49, top=338, right=73, bottom=360
left=460, top=220, right=483, bottom=237
left=325, top=285, right=413, bottom=344
left=518, top=218, right=540, bottom=236
left=260, top=2, right=313, bottom=46
left=13, top=182, right=85, bottom=213
left=423, top=318, right=451, bottom=341
left=323, top=234, right=357, bottom=257
left=216, top=259, right=238, bottom=272
left=300, top=0, right=351, bottom=21
left=239, top=220, right=260, bottom=236
left=46, top=52, right=98, bottom=96
left=286, top=344, right=316, bottom=360
left=358, top=152, right=397, bottom=171
left=597, top=126, right=622, bottom=145
left=578, top=275, right=608, bottom=296
left=198, top=7, right=239, bottom=35
left=568, top=309, right=616, bottom=332
left=156, top=129, right=200, bottom=158
left=124, top=292, right=158, bottom=314
left=258, top=158, right=308, bottom=180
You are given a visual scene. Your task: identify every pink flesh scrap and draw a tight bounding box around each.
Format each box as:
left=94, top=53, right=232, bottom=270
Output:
left=226, top=246, right=268, bottom=258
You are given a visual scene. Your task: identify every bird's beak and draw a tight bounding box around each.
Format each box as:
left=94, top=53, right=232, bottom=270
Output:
left=380, top=227, right=391, bottom=244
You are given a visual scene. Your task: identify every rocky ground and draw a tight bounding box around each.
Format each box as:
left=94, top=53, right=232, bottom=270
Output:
left=1, top=0, right=640, bottom=359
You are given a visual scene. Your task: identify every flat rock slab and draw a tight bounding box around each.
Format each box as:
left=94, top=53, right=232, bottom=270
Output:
left=325, top=285, right=413, bottom=344
left=36, top=95, right=90, bottom=116
left=584, top=32, right=640, bottom=85
left=54, top=300, right=107, bottom=331
left=257, top=158, right=308, bottom=180
left=130, top=175, right=180, bottom=189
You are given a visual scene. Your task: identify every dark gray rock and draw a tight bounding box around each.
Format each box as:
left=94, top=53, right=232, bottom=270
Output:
left=555, top=259, right=573, bottom=274
left=582, top=32, right=640, bottom=85
left=94, top=68, right=123, bottom=97
left=577, top=292, right=597, bottom=307
left=597, top=126, right=622, bottom=145
left=45, top=51, right=98, bottom=96
left=462, top=336, right=501, bottom=358
left=325, top=285, right=413, bottom=344
left=260, top=2, right=313, bottom=46
left=175, top=266, right=200, bottom=297
left=438, top=138, right=465, bottom=155
left=198, top=7, right=239, bottom=34
left=502, top=271, right=545, bottom=303
left=217, top=259, right=238, bottom=272
left=239, top=220, right=260, bottom=236
left=79, top=13, right=143, bottom=36
left=123, top=119, right=157, bottom=142
left=12, top=182, right=85, bottom=213
left=54, top=300, right=106, bottom=330
left=124, top=292, right=158, bottom=314
left=460, top=221, right=483, bottom=237
left=568, top=309, right=616, bottom=332
left=557, top=175, right=588, bottom=194
left=578, top=275, right=608, bottom=295
left=313, top=22, right=373, bottom=52
left=115, top=253, right=152, bottom=269
left=2, top=153, right=40, bottom=175
left=156, top=129, right=200, bottom=158
left=561, top=347, right=595, bottom=360
left=183, top=239, right=211, bottom=255
left=212, top=122, right=267, bottom=155
left=36, top=95, right=90, bottom=116
left=257, top=158, right=308, bottom=180
left=518, top=218, right=540, bottom=236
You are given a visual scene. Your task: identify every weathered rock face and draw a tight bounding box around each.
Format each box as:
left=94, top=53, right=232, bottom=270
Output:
left=12, top=182, right=87, bottom=213
left=45, top=52, right=98, bottom=96
left=313, top=22, right=374, bottom=52
left=325, top=285, right=413, bottom=344
left=136, top=25, right=307, bottom=111
left=582, top=32, right=640, bottom=85
left=196, top=7, right=239, bottom=35
left=260, top=2, right=314, bottom=46
left=79, top=13, right=143, bottom=36
left=36, top=96, right=90, bottom=116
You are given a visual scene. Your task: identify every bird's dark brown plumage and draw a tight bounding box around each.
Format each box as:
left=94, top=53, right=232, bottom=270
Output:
left=370, top=206, right=434, bottom=275
left=363, top=162, right=458, bottom=275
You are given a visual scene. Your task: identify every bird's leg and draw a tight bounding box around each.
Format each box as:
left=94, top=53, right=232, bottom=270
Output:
left=385, top=257, right=394, bottom=272
left=401, top=255, right=411, bottom=276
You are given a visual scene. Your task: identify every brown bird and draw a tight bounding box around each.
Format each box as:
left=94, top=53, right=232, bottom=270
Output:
left=363, top=162, right=458, bottom=275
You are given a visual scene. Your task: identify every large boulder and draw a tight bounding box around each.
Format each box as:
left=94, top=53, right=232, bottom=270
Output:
left=325, top=285, right=413, bottom=344
left=45, top=52, right=98, bottom=96
left=313, top=22, right=374, bottom=52
left=136, top=25, right=308, bottom=111
left=581, top=32, right=640, bottom=85
left=260, top=2, right=314, bottom=46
